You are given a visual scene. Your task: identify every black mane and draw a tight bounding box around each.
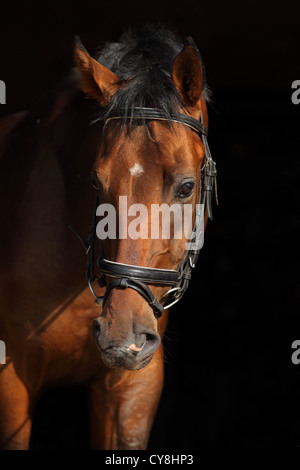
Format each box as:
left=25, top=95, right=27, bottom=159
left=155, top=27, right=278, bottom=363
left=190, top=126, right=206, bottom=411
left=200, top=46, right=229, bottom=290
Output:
left=95, top=25, right=209, bottom=123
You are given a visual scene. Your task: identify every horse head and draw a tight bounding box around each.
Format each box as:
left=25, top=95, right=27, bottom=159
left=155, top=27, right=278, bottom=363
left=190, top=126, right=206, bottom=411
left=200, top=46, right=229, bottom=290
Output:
left=74, top=38, right=210, bottom=370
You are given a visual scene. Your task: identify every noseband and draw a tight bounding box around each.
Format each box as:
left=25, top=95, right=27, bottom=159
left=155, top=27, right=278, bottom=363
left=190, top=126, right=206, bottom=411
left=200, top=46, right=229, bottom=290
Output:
left=70, top=107, right=218, bottom=319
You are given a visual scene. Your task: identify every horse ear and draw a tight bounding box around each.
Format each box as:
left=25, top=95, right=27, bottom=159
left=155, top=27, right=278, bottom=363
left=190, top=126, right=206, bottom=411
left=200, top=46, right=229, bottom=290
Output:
left=74, top=37, right=122, bottom=106
left=172, top=41, right=205, bottom=108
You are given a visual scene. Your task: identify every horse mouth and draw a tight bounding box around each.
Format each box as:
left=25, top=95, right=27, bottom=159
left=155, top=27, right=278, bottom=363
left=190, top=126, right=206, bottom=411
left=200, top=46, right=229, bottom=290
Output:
left=98, top=346, right=154, bottom=370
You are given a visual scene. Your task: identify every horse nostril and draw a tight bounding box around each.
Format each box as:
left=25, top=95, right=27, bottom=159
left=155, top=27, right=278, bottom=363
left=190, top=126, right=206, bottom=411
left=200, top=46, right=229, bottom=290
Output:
left=146, top=332, right=158, bottom=345
left=138, top=331, right=161, bottom=357
left=92, top=319, right=101, bottom=341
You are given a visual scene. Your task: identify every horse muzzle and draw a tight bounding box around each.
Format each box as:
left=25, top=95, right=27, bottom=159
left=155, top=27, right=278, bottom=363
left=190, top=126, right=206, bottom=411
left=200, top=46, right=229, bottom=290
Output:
left=92, top=317, right=161, bottom=370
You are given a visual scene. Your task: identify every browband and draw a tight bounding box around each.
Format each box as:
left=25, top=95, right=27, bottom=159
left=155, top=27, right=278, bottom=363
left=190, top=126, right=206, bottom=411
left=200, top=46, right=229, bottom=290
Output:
left=104, top=107, right=207, bottom=137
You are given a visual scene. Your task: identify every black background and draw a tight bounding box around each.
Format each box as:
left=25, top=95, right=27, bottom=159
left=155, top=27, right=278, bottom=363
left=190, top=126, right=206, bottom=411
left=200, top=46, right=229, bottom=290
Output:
left=1, top=0, right=299, bottom=450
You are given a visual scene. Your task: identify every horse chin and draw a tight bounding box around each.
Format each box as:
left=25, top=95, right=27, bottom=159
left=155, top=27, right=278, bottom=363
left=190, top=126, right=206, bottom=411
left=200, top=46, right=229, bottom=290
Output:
left=99, top=350, right=154, bottom=371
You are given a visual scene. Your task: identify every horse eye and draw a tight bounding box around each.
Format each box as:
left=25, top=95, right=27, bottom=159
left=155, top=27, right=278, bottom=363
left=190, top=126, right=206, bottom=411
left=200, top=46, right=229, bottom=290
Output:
left=178, top=181, right=195, bottom=198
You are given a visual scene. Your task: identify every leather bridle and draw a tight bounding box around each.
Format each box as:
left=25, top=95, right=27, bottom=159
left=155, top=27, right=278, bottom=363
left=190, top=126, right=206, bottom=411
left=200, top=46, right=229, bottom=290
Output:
left=70, top=107, right=218, bottom=319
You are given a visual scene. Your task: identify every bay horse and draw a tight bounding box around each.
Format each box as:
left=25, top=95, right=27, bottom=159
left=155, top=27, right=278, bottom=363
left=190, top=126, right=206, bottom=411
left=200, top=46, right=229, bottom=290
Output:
left=0, top=26, right=217, bottom=449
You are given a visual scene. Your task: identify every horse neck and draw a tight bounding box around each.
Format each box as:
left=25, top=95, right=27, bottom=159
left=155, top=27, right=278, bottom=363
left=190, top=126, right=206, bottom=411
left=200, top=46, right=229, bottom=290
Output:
left=46, top=89, right=101, bottom=233
left=1, top=80, right=102, bottom=254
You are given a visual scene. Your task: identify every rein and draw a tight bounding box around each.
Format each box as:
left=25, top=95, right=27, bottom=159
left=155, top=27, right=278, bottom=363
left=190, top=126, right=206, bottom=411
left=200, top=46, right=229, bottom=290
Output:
left=70, top=107, right=218, bottom=319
